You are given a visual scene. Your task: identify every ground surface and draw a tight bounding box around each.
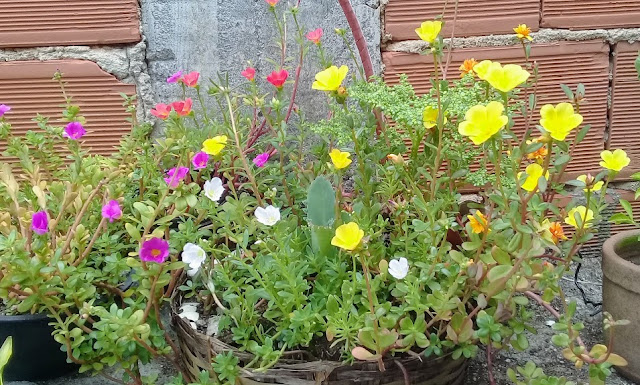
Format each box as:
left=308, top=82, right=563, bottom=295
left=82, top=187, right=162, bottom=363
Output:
left=7, top=249, right=637, bottom=385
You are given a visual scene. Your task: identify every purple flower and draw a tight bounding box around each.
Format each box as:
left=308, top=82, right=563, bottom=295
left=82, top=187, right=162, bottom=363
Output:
left=31, top=211, right=49, bottom=235
left=167, top=71, right=183, bottom=83
left=253, top=152, right=270, bottom=168
left=191, top=152, right=210, bottom=170
left=164, top=167, right=190, bottom=188
left=0, top=104, right=10, bottom=117
left=101, top=200, right=122, bottom=223
left=63, top=122, right=86, bottom=140
left=139, top=237, right=170, bottom=263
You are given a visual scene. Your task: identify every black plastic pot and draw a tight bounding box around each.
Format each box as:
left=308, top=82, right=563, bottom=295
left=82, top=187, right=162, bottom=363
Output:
left=0, top=313, right=77, bottom=381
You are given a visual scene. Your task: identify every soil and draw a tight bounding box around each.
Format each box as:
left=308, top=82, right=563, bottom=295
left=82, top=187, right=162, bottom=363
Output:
left=465, top=247, right=636, bottom=385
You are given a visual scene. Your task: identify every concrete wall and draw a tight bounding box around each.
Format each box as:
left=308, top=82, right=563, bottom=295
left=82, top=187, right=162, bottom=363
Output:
left=141, top=0, right=383, bottom=107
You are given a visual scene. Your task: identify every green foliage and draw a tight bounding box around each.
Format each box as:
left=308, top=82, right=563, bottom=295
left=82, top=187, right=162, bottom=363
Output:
left=0, top=337, right=12, bottom=385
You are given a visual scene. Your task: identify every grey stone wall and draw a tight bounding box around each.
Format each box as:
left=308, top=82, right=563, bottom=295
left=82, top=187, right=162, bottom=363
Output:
left=141, top=0, right=382, bottom=109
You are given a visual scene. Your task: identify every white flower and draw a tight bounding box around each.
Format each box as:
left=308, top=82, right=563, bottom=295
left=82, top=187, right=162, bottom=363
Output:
left=182, top=243, right=207, bottom=276
left=203, top=177, right=225, bottom=202
left=255, top=205, right=281, bottom=226
left=179, top=302, right=200, bottom=329
left=388, top=257, right=409, bottom=280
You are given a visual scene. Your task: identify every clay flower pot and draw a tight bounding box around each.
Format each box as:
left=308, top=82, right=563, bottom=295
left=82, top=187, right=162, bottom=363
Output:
left=602, top=229, right=640, bottom=383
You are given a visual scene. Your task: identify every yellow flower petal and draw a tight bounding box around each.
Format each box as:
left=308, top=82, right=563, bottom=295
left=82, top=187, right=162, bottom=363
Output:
left=518, top=163, right=549, bottom=192
left=467, top=211, right=490, bottom=234
left=423, top=106, right=447, bottom=129
left=576, top=175, right=604, bottom=192
left=599, top=149, right=630, bottom=172
left=415, top=20, right=442, bottom=44
left=458, top=101, right=509, bottom=145
left=329, top=148, right=352, bottom=169
left=312, top=65, right=349, bottom=92
left=539, top=103, right=583, bottom=141
left=473, top=60, right=495, bottom=81
left=331, top=222, right=364, bottom=251
left=202, top=135, right=228, bottom=156
left=564, top=206, right=594, bottom=229
left=485, top=63, right=530, bottom=93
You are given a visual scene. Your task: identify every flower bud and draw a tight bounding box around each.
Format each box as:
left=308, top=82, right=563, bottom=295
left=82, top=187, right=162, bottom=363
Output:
left=335, top=28, right=346, bottom=36
left=334, top=86, right=348, bottom=104
left=387, top=154, right=405, bottom=165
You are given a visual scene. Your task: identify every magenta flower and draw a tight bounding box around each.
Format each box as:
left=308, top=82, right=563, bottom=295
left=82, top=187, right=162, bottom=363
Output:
left=167, top=71, right=183, bottom=83
left=191, top=151, right=210, bottom=170
left=31, top=211, right=49, bottom=235
left=102, top=200, right=122, bottom=223
left=140, top=237, right=170, bottom=263
left=253, top=152, right=270, bottom=167
left=63, top=122, right=86, bottom=140
left=0, top=104, right=10, bottom=117
left=164, top=167, right=190, bottom=188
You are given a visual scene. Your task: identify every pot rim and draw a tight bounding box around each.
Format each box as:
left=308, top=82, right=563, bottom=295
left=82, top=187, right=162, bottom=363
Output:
left=0, top=312, right=49, bottom=322
left=602, top=229, right=640, bottom=294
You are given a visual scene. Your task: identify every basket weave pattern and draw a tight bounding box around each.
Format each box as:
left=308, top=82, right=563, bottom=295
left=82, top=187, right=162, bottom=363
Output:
left=172, top=299, right=468, bottom=385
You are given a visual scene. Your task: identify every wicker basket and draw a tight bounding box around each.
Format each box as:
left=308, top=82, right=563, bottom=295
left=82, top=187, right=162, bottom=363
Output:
left=171, top=298, right=468, bottom=385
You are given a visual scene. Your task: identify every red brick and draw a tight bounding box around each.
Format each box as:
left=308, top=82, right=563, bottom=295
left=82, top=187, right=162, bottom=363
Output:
left=383, top=40, right=609, bottom=179
left=541, top=0, right=640, bottom=30
left=385, top=0, right=540, bottom=41
left=610, top=42, right=640, bottom=180
left=0, top=60, right=136, bottom=159
left=0, top=0, right=140, bottom=48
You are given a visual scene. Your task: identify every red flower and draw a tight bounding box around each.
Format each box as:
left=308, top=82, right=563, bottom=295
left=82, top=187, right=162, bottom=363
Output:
left=181, top=71, right=200, bottom=87
left=171, top=98, right=193, bottom=116
left=265, top=0, right=279, bottom=6
left=241, top=67, right=256, bottom=81
left=306, top=28, right=323, bottom=45
left=267, top=69, right=289, bottom=89
left=151, top=103, right=172, bottom=119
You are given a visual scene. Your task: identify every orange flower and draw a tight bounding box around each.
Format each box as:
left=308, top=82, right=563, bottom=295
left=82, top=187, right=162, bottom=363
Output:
left=548, top=222, right=567, bottom=244
left=514, top=24, right=533, bottom=41
left=459, top=58, right=478, bottom=78
left=467, top=211, right=490, bottom=234
left=526, top=138, right=548, bottom=162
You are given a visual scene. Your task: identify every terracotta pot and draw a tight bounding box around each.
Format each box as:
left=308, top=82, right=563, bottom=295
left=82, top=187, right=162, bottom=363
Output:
left=602, top=229, right=640, bottom=383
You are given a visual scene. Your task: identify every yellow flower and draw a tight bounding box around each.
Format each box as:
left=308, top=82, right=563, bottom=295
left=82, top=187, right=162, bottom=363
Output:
left=473, top=60, right=495, bottom=81
left=423, top=106, right=447, bottom=129
left=526, top=138, right=548, bottom=162
left=329, top=149, right=352, bottom=169
left=484, top=63, right=530, bottom=93
left=565, top=206, right=594, bottom=229
left=415, top=20, right=442, bottom=44
left=518, top=163, right=549, bottom=192
left=539, top=103, right=583, bottom=141
left=514, top=24, right=533, bottom=41
left=312, top=65, right=349, bottom=92
left=459, top=58, right=478, bottom=78
left=577, top=175, right=604, bottom=192
left=600, top=149, right=630, bottom=172
left=467, top=211, right=490, bottom=234
left=202, top=135, right=228, bottom=155
left=331, top=222, right=364, bottom=251
left=458, top=101, right=508, bottom=145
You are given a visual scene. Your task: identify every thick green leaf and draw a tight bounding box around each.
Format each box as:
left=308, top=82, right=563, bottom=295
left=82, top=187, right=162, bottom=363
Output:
left=487, top=265, right=512, bottom=283
left=307, top=176, right=335, bottom=227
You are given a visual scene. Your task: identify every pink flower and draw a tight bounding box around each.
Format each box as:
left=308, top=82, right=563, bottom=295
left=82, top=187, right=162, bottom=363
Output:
left=63, top=122, right=86, bottom=140
left=253, top=152, right=270, bottom=167
left=102, top=200, right=122, bottom=223
left=265, top=0, right=279, bottom=6
left=140, top=237, right=170, bottom=263
left=267, top=69, right=289, bottom=89
left=0, top=104, right=10, bottom=117
left=306, top=28, right=323, bottom=45
left=164, top=166, right=190, bottom=188
left=31, top=211, right=48, bottom=235
left=167, top=71, right=183, bottom=83
left=241, top=67, right=256, bottom=81
left=171, top=99, right=192, bottom=116
left=151, top=103, right=172, bottom=119
left=181, top=72, right=200, bottom=87
left=192, top=151, right=210, bottom=169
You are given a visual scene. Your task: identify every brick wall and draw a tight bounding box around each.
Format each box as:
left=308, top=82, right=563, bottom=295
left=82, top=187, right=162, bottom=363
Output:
left=382, top=0, right=640, bottom=234
left=0, top=0, right=142, bottom=158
